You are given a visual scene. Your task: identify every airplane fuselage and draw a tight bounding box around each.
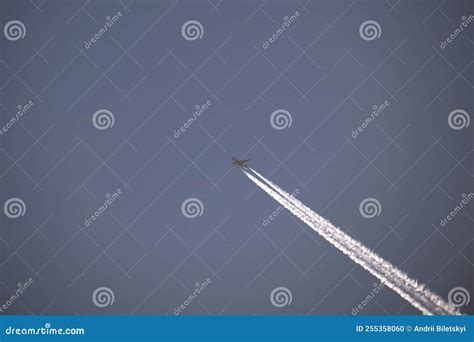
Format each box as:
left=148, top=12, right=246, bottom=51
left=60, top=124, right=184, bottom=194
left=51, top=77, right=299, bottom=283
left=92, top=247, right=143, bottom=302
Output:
left=232, top=157, right=250, bottom=168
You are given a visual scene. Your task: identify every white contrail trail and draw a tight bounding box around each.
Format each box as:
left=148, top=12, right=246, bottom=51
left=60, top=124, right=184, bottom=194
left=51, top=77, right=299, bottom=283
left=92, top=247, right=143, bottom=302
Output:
left=243, top=168, right=460, bottom=315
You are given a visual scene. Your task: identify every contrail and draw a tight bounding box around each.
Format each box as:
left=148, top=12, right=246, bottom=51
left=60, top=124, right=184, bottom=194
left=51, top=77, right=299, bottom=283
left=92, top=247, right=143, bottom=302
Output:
left=243, top=168, right=460, bottom=315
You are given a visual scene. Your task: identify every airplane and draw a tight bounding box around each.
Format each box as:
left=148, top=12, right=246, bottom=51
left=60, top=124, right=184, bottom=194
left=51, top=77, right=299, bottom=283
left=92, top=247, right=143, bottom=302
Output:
left=232, top=157, right=251, bottom=168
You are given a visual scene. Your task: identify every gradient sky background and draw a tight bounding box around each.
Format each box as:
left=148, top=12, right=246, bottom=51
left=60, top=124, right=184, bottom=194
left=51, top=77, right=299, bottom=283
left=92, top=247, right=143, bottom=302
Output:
left=0, top=0, right=472, bottom=315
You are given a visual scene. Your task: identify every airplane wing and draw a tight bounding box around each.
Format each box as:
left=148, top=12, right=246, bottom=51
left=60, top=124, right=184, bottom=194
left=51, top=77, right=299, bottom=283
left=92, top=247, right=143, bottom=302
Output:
left=242, top=159, right=251, bottom=162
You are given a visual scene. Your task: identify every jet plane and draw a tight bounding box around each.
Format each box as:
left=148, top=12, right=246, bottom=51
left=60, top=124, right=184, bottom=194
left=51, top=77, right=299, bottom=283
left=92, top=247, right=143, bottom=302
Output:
left=232, top=157, right=251, bottom=168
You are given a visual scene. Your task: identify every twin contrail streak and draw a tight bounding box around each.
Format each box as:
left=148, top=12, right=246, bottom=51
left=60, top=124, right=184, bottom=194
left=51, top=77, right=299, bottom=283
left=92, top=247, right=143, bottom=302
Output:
left=243, top=168, right=460, bottom=315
